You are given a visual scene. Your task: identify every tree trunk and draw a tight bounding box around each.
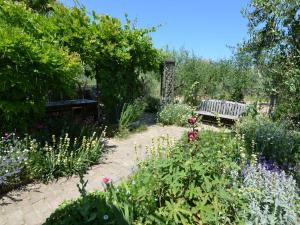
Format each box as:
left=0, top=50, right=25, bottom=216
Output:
left=268, top=93, right=276, bottom=120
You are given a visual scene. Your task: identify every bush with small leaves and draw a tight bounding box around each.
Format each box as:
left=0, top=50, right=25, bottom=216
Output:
left=158, top=103, right=193, bottom=127
left=242, top=163, right=300, bottom=224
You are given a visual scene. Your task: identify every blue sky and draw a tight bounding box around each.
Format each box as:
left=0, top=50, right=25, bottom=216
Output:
left=60, top=0, right=250, bottom=60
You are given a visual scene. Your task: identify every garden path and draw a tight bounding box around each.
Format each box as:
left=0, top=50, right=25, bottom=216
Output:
left=0, top=124, right=219, bottom=225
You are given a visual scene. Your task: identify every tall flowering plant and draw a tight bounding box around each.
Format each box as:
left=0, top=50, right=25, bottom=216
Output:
left=187, top=114, right=199, bottom=142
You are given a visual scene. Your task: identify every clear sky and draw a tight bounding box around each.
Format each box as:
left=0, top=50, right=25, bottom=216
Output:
left=60, top=0, right=250, bottom=60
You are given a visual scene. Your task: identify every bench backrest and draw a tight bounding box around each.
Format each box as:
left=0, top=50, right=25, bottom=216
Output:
left=198, top=99, right=247, bottom=117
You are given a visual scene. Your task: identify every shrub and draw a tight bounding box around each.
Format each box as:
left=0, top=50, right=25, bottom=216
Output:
left=27, top=132, right=104, bottom=181
left=127, top=131, right=245, bottom=224
left=242, top=163, right=299, bottom=224
left=0, top=2, right=82, bottom=132
left=158, top=103, right=193, bottom=126
left=0, top=133, right=29, bottom=192
left=44, top=191, right=125, bottom=225
left=236, top=117, right=300, bottom=181
left=144, top=96, right=160, bottom=113
left=118, top=98, right=147, bottom=137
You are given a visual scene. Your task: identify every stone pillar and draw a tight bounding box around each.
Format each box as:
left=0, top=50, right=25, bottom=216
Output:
left=161, top=60, right=175, bottom=105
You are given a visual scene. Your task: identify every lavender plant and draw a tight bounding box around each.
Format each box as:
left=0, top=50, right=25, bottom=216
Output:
left=242, top=163, right=300, bottom=225
left=0, top=133, right=29, bottom=189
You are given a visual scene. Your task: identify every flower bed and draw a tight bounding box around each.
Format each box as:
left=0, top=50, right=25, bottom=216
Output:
left=0, top=131, right=104, bottom=193
left=44, top=116, right=300, bottom=224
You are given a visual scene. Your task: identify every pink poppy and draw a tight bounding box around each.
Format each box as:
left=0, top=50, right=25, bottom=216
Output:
left=102, top=176, right=111, bottom=184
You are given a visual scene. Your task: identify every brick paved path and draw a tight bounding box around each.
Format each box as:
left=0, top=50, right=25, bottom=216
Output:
left=0, top=124, right=218, bottom=225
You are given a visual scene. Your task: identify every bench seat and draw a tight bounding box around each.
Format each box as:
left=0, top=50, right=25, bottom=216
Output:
left=196, top=99, right=247, bottom=121
left=195, top=110, right=239, bottom=120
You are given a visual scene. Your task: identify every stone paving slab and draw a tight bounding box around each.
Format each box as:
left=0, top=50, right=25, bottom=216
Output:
left=0, top=124, right=218, bottom=225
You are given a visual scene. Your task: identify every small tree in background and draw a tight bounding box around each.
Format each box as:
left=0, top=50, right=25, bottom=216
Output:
left=166, top=48, right=257, bottom=104
left=242, top=0, right=300, bottom=120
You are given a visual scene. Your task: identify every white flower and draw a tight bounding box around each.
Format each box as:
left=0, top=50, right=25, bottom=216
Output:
left=103, top=214, right=109, bottom=220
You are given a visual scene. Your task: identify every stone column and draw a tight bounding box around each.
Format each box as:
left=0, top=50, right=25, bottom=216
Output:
left=161, top=60, right=176, bottom=105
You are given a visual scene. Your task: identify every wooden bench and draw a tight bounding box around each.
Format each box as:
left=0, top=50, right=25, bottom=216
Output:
left=195, top=99, right=247, bottom=120
left=46, top=99, right=97, bottom=117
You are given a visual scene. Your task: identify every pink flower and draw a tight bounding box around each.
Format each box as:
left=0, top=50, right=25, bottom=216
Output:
left=102, top=177, right=111, bottom=184
left=188, top=116, right=197, bottom=125
left=188, top=130, right=198, bottom=142
left=3, top=133, right=10, bottom=140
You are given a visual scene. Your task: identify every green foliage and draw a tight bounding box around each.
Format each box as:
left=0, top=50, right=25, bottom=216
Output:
left=14, top=0, right=56, bottom=13
left=0, top=1, right=82, bottom=132
left=0, top=133, right=30, bottom=192
left=140, top=71, right=161, bottom=113
left=158, top=103, right=193, bottom=126
left=241, top=164, right=299, bottom=224
left=128, top=131, right=245, bottom=224
left=77, top=170, right=88, bottom=197
left=242, top=0, right=300, bottom=119
left=236, top=116, right=300, bottom=183
left=0, top=1, right=161, bottom=132
left=37, top=115, right=101, bottom=143
left=46, top=131, right=247, bottom=224
left=166, top=48, right=260, bottom=104
left=44, top=4, right=162, bottom=121
left=144, top=96, right=160, bottom=113
left=118, top=98, right=147, bottom=137
left=44, top=192, right=120, bottom=225
left=27, top=132, right=104, bottom=181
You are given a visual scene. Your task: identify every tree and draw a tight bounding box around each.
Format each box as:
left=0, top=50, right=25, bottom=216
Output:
left=14, top=0, right=56, bottom=13
left=242, top=0, right=300, bottom=119
left=0, top=1, right=82, bottom=132
left=41, top=5, right=161, bottom=121
left=167, top=48, right=256, bottom=104
left=0, top=0, right=161, bottom=130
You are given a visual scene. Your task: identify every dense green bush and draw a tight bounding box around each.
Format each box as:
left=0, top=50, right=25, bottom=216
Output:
left=127, top=131, right=245, bottom=224
left=236, top=116, right=300, bottom=183
left=44, top=191, right=128, bottom=225
left=158, top=103, right=193, bottom=126
left=0, top=1, right=161, bottom=131
left=0, top=23, right=81, bottom=132
left=144, top=96, right=160, bottom=113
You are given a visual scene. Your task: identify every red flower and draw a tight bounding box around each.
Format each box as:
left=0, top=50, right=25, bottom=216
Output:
left=188, top=130, right=198, bottom=142
left=188, top=116, right=197, bottom=125
left=102, top=176, right=111, bottom=184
